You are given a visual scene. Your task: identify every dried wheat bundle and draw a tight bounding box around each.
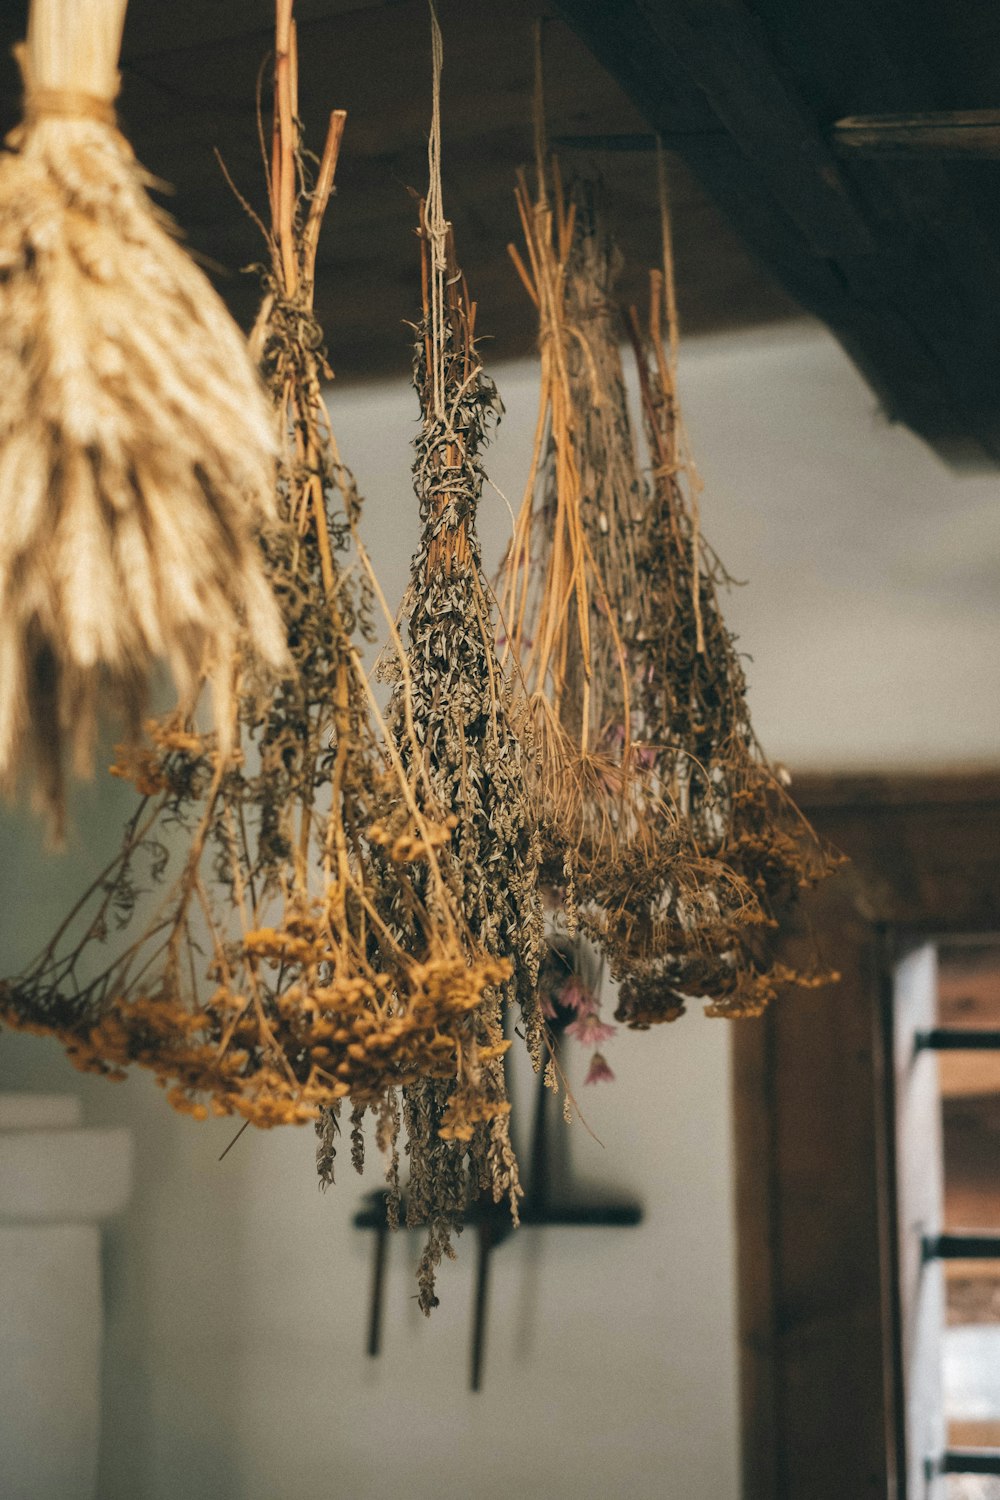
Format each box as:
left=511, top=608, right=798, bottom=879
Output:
left=0, top=3, right=507, bottom=1154
left=614, top=248, right=840, bottom=1025
left=0, top=0, right=285, bottom=831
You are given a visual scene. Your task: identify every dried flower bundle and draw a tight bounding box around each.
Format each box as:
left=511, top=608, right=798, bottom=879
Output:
left=501, top=160, right=726, bottom=994
left=502, top=163, right=630, bottom=875
left=0, top=3, right=507, bottom=1151
left=0, top=0, right=285, bottom=832
left=506, top=141, right=836, bottom=1029
left=615, top=260, right=839, bottom=1023
left=378, top=10, right=543, bottom=1308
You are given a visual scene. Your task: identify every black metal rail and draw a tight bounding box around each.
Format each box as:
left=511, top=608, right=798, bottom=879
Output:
left=915, top=1028, right=1000, bottom=1051
left=939, top=1449, right=1000, bottom=1476
left=922, top=1231, right=1000, bottom=1261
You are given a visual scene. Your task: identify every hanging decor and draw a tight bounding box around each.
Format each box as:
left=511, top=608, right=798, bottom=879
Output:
left=0, top=0, right=286, bottom=832
left=498, top=81, right=741, bottom=1048
left=501, top=37, right=838, bottom=1033
left=616, top=171, right=840, bottom=1023
left=376, top=0, right=544, bottom=1311
left=0, top=1, right=509, bottom=1172
left=0, top=0, right=842, bottom=1328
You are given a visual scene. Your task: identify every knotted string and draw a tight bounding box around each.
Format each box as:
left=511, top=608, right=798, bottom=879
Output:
left=656, top=138, right=704, bottom=654
left=15, top=43, right=119, bottom=129
left=425, top=0, right=450, bottom=423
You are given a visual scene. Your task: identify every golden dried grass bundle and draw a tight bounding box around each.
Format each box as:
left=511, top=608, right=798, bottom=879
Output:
left=0, top=1, right=508, bottom=1158
left=0, top=0, right=284, bottom=830
left=499, top=152, right=725, bottom=1001
left=612, top=166, right=840, bottom=1024
left=501, top=160, right=642, bottom=871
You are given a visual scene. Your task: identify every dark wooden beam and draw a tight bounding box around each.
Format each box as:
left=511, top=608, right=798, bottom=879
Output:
left=635, top=0, right=874, bottom=257
left=555, top=0, right=1000, bottom=463
left=833, top=110, right=1000, bottom=159
left=560, top=110, right=1000, bottom=162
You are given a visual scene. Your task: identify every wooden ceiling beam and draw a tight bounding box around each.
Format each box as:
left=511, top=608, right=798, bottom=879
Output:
left=634, top=0, right=874, bottom=257
left=554, top=0, right=1000, bottom=463
left=833, top=110, right=1000, bottom=159
left=558, top=111, right=1000, bottom=162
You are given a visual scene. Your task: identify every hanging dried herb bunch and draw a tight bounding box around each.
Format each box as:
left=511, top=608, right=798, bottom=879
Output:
left=567, top=178, right=757, bottom=971
left=377, top=7, right=544, bottom=1310
left=614, top=201, right=840, bottom=1025
left=0, top=0, right=286, bottom=832
left=389, top=216, right=545, bottom=1306
left=501, top=154, right=731, bottom=999
left=0, top=2, right=508, bottom=1150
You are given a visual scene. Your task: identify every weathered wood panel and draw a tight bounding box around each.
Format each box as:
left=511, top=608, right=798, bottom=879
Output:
left=734, top=774, right=1000, bottom=1500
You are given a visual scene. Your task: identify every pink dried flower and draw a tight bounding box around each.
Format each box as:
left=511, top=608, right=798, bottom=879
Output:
left=566, top=1012, right=616, bottom=1046
left=631, top=743, right=658, bottom=771
left=584, top=1051, right=615, bottom=1085
left=560, top=976, right=597, bottom=1015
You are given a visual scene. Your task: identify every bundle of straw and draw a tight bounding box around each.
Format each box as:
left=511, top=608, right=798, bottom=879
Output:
left=0, top=0, right=285, bottom=830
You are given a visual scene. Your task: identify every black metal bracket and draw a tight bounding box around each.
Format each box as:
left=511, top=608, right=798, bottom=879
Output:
left=926, top=1449, right=1000, bottom=1478
left=353, top=1016, right=643, bottom=1389
left=921, top=1230, right=1000, bottom=1262
left=915, top=1028, right=1000, bottom=1052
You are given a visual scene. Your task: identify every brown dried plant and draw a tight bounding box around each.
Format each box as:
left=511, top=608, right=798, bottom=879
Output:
left=0, top=2, right=510, bottom=1161
left=500, top=157, right=728, bottom=990
left=502, top=160, right=633, bottom=867
left=616, top=255, right=840, bottom=1024
left=378, top=6, right=544, bottom=1310
left=505, top=136, right=837, bottom=1028
left=0, top=0, right=285, bottom=832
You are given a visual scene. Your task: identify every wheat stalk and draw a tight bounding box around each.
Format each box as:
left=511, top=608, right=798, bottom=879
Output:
left=0, top=0, right=285, bottom=833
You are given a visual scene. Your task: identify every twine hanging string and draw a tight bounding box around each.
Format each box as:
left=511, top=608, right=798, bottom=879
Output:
left=425, top=0, right=450, bottom=423
left=13, top=43, right=120, bottom=135
left=23, top=88, right=118, bottom=126
left=655, top=138, right=704, bottom=655
left=532, top=18, right=548, bottom=211
left=656, top=137, right=679, bottom=377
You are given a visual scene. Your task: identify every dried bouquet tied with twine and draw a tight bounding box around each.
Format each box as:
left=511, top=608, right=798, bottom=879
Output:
left=0, top=2, right=507, bottom=1153
left=500, top=150, right=728, bottom=994
left=372, top=2, right=543, bottom=1310
left=502, top=157, right=637, bottom=878
left=616, top=241, right=839, bottom=1024
left=504, top=114, right=836, bottom=1028
left=0, top=0, right=287, bottom=831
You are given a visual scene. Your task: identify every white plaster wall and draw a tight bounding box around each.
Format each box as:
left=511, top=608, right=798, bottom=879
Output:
left=1, top=319, right=998, bottom=1499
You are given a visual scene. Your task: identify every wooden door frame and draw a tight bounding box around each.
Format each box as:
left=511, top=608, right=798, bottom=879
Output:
left=733, top=772, right=1000, bottom=1500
